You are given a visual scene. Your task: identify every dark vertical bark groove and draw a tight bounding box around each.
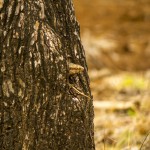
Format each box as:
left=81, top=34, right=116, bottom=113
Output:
left=0, top=0, right=95, bottom=149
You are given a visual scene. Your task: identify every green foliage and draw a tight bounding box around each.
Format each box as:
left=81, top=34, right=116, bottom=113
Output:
left=119, top=74, right=147, bottom=90
left=127, top=108, right=136, bottom=117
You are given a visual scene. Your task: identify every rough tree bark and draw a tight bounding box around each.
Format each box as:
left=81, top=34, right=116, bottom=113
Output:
left=0, top=0, right=95, bottom=149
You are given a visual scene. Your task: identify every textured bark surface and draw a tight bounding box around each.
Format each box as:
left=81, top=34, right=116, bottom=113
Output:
left=0, top=0, right=95, bottom=149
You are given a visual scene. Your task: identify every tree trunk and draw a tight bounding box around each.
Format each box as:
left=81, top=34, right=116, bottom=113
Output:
left=0, top=0, right=95, bottom=149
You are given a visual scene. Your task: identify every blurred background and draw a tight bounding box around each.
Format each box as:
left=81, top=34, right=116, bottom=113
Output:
left=74, top=0, right=150, bottom=149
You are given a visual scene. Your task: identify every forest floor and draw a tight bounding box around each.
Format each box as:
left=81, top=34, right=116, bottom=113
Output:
left=74, top=0, right=150, bottom=149
left=90, top=69, right=150, bottom=150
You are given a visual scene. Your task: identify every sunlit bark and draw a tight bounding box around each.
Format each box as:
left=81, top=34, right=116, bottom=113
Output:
left=0, top=0, right=95, bottom=149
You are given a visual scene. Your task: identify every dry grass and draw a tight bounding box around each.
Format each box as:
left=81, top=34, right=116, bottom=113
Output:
left=91, top=70, right=150, bottom=150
